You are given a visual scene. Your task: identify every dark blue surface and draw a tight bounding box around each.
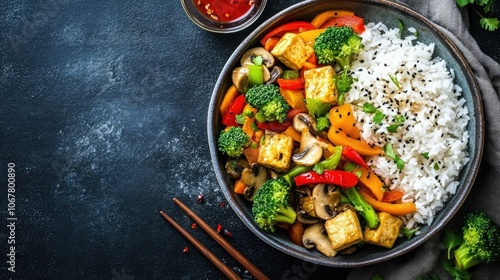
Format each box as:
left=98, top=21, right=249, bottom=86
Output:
left=0, top=0, right=498, bottom=279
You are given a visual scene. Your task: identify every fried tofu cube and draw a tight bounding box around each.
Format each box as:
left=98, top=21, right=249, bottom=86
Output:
left=271, top=32, right=314, bottom=70
left=325, top=209, right=363, bottom=251
left=304, top=66, right=338, bottom=105
left=257, top=130, right=294, bottom=172
left=364, top=212, right=403, bottom=249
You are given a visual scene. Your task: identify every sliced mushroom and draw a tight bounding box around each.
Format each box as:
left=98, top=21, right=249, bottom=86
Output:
left=292, top=144, right=323, bottom=166
left=225, top=158, right=250, bottom=180
left=302, top=223, right=337, bottom=257
left=312, top=184, right=342, bottom=220
left=292, top=113, right=324, bottom=138
left=232, top=65, right=271, bottom=93
left=297, top=210, right=322, bottom=224
left=240, top=163, right=268, bottom=201
left=240, top=47, right=275, bottom=68
left=232, top=66, right=249, bottom=93
left=266, top=66, right=283, bottom=85
left=292, top=128, right=327, bottom=166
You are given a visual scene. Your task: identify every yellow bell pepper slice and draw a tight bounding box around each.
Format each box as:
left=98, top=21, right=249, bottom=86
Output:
left=329, top=104, right=361, bottom=139
left=327, top=126, right=383, bottom=156
left=280, top=88, right=307, bottom=112
left=310, top=10, right=355, bottom=28
left=299, top=29, right=326, bottom=46
left=283, top=125, right=301, bottom=143
left=354, top=166, right=384, bottom=201
left=360, top=189, right=417, bottom=216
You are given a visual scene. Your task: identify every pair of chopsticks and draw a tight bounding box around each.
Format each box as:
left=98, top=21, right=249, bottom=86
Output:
left=160, top=197, right=269, bottom=280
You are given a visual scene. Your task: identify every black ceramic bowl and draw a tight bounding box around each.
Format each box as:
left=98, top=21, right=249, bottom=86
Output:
left=207, top=0, right=484, bottom=267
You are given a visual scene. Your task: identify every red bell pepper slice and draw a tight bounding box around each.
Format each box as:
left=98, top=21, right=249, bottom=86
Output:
left=277, top=78, right=305, bottom=90
left=286, top=108, right=306, bottom=120
left=319, top=15, right=365, bottom=34
left=221, top=94, right=246, bottom=127
left=260, top=21, right=316, bottom=46
left=294, top=170, right=359, bottom=188
left=342, top=145, right=369, bottom=169
left=257, top=119, right=291, bottom=133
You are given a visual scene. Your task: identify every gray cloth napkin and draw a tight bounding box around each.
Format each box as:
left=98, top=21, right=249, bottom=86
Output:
left=348, top=0, right=500, bottom=279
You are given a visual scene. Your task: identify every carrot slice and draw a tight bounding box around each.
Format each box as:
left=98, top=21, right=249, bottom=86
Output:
left=234, top=179, right=246, bottom=194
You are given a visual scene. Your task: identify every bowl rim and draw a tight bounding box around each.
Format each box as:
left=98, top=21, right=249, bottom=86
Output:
left=207, top=0, right=484, bottom=267
left=180, top=0, right=268, bottom=33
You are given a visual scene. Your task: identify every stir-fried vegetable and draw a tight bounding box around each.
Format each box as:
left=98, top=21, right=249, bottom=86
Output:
left=217, top=11, right=421, bottom=258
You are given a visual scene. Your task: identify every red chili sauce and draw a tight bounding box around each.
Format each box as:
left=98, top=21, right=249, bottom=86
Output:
left=194, top=0, right=255, bottom=23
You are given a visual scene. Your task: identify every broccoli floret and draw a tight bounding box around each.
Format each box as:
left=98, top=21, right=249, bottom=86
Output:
left=252, top=177, right=297, bottom=233
left=217, top=126, right=250, bottom=158
left=313, top=26, right=363, bottom=69
left=245, top=84, right=290, bottom=123
left=453, top=212, right=500, bottom=271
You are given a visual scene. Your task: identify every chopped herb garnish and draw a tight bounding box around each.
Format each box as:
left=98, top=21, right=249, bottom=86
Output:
left=316, top=116, right=331, bottom=132
left=421, top=152, right=430, bottom=159
left=414, top=29, right=419, bottom=38
left=373, top=111, right=386, bottom=124
left=363, top=102, right=377, bottom=113
left=389, top=73, right=402, bottom=90
left=401, top=226, right=420, bottom=239
left=306, top=98, right=332, bottom=118
left=363, top=102, right=386, bottom=124
left=387, top=115, right=405, bottom=133
left=398, top=18, right=405, bottom=38
left=433, top=162, right=440, bottom=170
left=384, top=143, right=405, bottom=170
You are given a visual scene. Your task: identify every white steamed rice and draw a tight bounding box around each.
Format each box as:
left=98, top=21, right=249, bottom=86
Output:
left=345, top=22, right=470, bottom=230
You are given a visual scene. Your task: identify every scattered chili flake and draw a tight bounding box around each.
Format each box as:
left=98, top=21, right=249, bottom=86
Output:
left=223, top=229, right=233, bottom=238
left=216, top=223, right=223, bottom=233
left=183, top=246, right=189, bottom=253
left=197, top=193, right=204, bottom=204
left=191, top=223, right=197, bottom=229
left=219, top=202, right=226, bottom=207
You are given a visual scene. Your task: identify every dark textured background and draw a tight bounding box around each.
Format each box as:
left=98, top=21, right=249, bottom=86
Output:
left=0, top=0, right=498, bottom=279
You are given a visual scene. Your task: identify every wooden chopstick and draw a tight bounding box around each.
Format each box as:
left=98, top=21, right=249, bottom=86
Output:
left=172, top=197, right=270, bottom=280
left=159, top=210, right=241, bottom=280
